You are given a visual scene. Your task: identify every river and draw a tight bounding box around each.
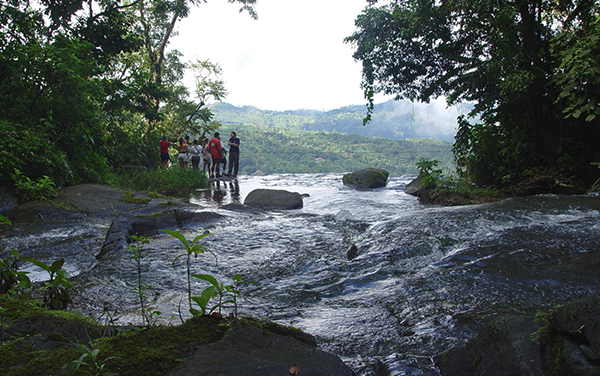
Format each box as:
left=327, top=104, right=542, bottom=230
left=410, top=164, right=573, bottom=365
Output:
left=3, top=174, right=600, bottom=375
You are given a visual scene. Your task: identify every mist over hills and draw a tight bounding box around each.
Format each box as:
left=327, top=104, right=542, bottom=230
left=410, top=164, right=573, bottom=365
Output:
left=211, top=99, right=471, bottom=142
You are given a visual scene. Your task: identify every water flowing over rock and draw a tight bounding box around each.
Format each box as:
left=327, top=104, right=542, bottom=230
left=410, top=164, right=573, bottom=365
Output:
left=342, top=168, right=389, bottom=190
left=244, top=188, right=303, bottom=209
left=97, top=209, right=224, bottom=259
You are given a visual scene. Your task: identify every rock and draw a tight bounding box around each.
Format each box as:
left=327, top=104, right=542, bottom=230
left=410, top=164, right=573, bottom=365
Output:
left=435, top=296, right=600, bottom=376
left=167, top=323, right=353, bottom=376
left=404, top=175, right=426, bottom=196
left=347, top=244, right=359, bottom=260
left=540, top=295, right=600, bottom=375
left=0, top=184, right=18, bottom=213
left=244, top=189, right=303, bottom=210
left=434, top=315, right=544, bottom=376
left=342, top=168, right=389, bottom=190
left=97, top=209, right=224, bottom=259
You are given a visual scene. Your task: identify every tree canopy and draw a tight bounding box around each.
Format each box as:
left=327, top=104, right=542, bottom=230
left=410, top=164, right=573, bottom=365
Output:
left=346, top=0, right=600, bottom=190
left=0, top=0, right=256, bottom=188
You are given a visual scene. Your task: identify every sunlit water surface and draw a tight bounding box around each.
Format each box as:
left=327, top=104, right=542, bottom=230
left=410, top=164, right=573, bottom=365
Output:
left=4, top=174, right=600, bottom=375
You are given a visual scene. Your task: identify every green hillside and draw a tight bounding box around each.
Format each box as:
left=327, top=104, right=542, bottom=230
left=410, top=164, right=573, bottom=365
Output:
left=211, top=100, right=468, bottom=142
left=218, top=124, right=453, bottom=176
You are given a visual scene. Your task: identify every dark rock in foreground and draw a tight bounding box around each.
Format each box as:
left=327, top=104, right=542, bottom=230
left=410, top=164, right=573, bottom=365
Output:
left=435, top=295, right=600, bottom=376
left=167, top=323, right=353, bottom=376
left=342, top=168, right=389, bottom=190
left=244, top=188, right=303, bottom=209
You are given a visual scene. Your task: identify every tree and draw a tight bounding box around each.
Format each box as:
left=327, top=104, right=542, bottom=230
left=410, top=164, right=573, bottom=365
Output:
left=0, top=0, right=140, bottom=185
left=346, top=0, right=600, bottom=190
left=131, top=0, right=256, bottom=134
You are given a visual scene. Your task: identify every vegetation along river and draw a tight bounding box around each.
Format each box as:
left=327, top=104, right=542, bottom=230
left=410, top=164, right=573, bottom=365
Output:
left=3, top=173, right=600, bottom=375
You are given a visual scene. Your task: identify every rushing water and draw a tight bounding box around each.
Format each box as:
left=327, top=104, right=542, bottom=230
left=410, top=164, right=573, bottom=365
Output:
left=3, top=174, right=600, bottom=375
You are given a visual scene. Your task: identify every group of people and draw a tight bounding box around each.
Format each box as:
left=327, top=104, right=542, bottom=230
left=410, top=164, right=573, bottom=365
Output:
left=159, top=131, right=240, bottom=178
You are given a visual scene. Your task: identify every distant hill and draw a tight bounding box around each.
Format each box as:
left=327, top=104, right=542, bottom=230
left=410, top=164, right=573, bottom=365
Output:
left=214, top=123, right=454, bottom=177
left=211, top=100, right=471, bottom=142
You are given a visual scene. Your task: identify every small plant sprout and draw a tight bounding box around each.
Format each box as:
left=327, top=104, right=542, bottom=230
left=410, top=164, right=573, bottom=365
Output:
left=159, top=229, right=214, bottom=315
left=191, top=274, right=256, bottom=318
left=70, top=340, right=116, bottom=376
left=129, top=235, right=161, bottom=327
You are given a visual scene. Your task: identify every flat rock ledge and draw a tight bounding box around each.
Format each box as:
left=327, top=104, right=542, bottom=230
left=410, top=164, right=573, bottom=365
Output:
left=244, top=188, right=304, bottom=210
left=342, top=168, right=389, bottom=190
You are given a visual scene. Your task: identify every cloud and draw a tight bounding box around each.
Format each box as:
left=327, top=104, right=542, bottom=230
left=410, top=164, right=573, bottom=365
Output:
left=169, top=0, right=371, bottom=111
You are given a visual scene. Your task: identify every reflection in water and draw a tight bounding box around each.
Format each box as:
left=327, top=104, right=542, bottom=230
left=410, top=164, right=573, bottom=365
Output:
left=199, top=178, right=241, bottom=207
left=229, top=180, right=240, bottom=203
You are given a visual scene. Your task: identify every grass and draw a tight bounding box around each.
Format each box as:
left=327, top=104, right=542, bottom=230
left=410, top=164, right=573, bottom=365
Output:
left=114, top=167, right=209, bottom=197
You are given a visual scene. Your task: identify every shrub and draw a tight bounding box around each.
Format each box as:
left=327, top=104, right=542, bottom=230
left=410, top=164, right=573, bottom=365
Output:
left=115, top=167, right=208, bottom=196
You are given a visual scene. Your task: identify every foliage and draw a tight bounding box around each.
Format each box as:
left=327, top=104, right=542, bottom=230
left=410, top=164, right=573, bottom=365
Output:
left=70, top=341, right=117, bottom=376
left=115, top=166, right=208, bottom=196
left=190, top=274, right=256, bottom=318
left=160, top=229, right=213, bottom=317
left=0, top=250, right=32, bottom=295
left=23, top=258, right=73, bottom=310
left=0, top=215, right=10, bottom=226
left=12, top=169, right=58, bottom=203
left=346, top=0, right=600, bottom=189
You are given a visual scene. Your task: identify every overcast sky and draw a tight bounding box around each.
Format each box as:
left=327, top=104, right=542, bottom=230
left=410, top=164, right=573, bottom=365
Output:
left=169, top=0, right=381, bottom=111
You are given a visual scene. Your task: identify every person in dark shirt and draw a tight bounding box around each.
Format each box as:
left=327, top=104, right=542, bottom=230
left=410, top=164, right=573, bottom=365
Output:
left=227, top=131, right=240, bottom=177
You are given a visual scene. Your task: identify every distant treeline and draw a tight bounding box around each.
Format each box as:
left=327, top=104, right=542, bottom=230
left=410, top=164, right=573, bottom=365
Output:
left=219, top=124, right=454, bottom=176
left=211, top=100, right=469, bottom=142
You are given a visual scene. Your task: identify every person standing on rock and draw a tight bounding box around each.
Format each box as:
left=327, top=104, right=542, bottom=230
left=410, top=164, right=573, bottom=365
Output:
left=176, top=137, right=189, bottom=169
left=202, top=138, right=212, bottom=174
left=209, top=132, right=224, bottom=178
left=159, top=136, right=173, bottom=169
left=190, top=139, right=202, bottom=170
left=227, top=131, right=240, bottom=177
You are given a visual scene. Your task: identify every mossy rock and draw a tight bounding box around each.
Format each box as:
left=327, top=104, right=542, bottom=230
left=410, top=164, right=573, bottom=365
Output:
left=342, top=168, right=389, bottom=190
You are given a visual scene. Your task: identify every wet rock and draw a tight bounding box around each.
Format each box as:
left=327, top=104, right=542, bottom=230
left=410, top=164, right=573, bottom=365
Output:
left=435, top=295, right=600, bottom=376
left=244, top=189, right=303, bottom=210
left=540, top=295, right=600, bottom=375
left=97, top=209, right=224, bottom=259
left=347, top=244, right=359, bottom=260
left=434, top=315, right=544, bottom=376
left=166, top=323, right=353, bottom=376
left=0, top=184, right=18, bottom=213
left=342, top=168, right=389, bottom=190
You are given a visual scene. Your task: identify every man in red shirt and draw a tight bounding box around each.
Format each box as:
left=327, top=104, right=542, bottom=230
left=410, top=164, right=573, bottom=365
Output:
left=208, top=132, right=224, bottom=178
left=159, top=136, right=172, bottom=169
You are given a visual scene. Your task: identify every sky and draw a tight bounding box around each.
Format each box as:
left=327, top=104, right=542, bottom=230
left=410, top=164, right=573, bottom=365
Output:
left=169, top=0, right=380, bottom=111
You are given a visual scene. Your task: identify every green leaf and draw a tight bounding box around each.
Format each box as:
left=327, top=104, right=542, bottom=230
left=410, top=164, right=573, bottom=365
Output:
left=24, top=258, right=50, bottom=272
left=49, top=258, right=65, bottom=273
left=159, top=229, right=189, bottom=246
left=191, top=274, right=219, bottom=287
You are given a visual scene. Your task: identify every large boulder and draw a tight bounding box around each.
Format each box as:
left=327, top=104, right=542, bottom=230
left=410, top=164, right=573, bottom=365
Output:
left=167, top=323, right=353, bottom=376
left=342, top=168, right=389, bottom=190
left=434, top=315, right=544, bottom=376
left=244, top=189, right=303, bottom=210
left=434, top=295, right=600, bottom=376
